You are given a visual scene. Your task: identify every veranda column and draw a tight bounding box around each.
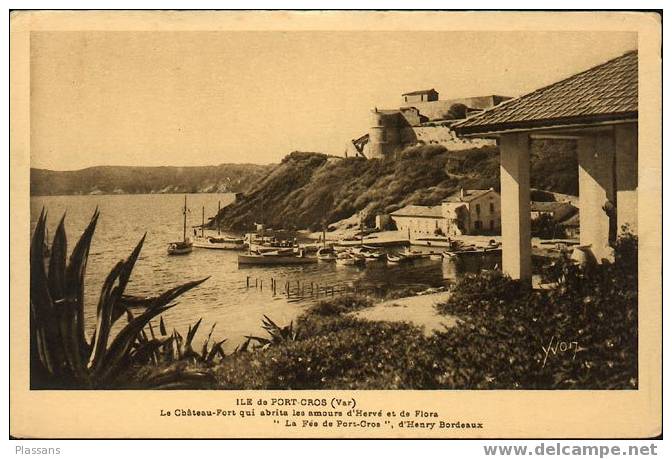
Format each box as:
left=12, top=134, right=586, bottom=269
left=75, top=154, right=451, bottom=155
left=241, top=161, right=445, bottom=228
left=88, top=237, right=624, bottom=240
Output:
left=578, top=133, right=615, bottom=262
left=499, top=133, right=532, bottom=282
left=614, top=124, right=638, bottom=234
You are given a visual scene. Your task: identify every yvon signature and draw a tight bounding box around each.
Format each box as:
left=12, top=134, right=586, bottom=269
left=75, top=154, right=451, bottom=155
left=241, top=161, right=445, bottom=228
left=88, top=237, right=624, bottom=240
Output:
left=541, top=336, right=579, bottom=368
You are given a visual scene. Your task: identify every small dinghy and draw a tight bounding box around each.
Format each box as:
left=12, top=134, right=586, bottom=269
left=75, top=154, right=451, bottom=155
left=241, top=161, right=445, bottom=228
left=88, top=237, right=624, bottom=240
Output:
left=316, top=246, right=337, bottom=261
left=362, top=250, right=383, bottom=263
left=335, top=252, right=363, bottom=266
left=386, top=252, right=409, bottom=264
left=167, top=240, right=193, bottom=255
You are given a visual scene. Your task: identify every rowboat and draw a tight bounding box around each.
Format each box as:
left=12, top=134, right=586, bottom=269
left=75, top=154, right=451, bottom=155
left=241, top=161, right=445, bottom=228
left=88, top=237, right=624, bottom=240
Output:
left=386, top=252, right=409, bottom=264
left=362, top=251, right=384, bottom=262
left=167, top=195, right=193, bottom=255
left=335, top=252, right=363, bottom=266
left=429, top=252, right=444, bottom=261
left=316, top=247, right=337, bottom=261
left=167, top=240, right=193, bottom=255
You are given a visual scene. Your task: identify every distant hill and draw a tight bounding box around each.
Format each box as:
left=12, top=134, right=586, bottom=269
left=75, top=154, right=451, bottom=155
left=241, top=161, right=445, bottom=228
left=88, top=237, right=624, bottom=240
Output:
left=30, top=164, right=274, bottom=196
left=214, top=140, right=578, bottom=231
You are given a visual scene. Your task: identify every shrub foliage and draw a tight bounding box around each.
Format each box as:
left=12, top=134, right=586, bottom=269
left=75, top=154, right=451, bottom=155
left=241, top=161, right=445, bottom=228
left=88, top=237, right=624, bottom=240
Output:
left=214, top=141, right=577, bottom=230
left=30, top=209, right=208, bottom=389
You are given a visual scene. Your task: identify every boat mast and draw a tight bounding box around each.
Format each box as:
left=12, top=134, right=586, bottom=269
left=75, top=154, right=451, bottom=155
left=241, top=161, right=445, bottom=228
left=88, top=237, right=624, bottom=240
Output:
left=217, top=201, right=221, bottom=235
left=183, top=195, right=187, bottom=242
left=201, top=206, right=205, bottom=238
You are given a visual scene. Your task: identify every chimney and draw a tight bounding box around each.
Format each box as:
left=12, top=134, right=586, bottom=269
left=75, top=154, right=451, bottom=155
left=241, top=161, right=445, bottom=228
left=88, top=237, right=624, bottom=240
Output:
left=460, top=188, right=465, bottom=200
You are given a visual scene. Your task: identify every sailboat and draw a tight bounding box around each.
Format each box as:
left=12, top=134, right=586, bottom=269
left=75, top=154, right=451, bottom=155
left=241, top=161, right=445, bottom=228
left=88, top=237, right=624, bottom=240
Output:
left=167, top=195, right=193, bottom=255
left=193, top=202, right=245, bottom=250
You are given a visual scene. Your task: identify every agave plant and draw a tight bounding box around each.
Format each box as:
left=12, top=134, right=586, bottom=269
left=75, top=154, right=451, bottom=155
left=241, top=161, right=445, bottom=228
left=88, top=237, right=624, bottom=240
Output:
left=139, top=316, right=226, bottom=364
left=30, top=208, right=208, bottom=389
left=243, top=315, right=298, bottom=350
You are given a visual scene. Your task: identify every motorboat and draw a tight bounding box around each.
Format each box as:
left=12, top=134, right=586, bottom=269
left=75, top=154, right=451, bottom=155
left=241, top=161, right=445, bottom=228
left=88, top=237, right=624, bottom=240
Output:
left=237, top=249, right=317, bottom=266
left=193, top=235, right=245, bottom=250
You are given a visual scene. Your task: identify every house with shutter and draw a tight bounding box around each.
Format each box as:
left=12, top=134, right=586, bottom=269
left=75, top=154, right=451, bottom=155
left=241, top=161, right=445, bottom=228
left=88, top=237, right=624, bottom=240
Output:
left=452, top=50, right=638, bottom=281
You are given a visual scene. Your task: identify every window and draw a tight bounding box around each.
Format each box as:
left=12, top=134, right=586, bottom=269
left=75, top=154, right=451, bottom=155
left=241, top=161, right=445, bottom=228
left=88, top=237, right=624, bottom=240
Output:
left=475, top=220, right=482, bottom=230
left=476, top=204, right=481, bottom=215
left=489, top=202, right=495, bottom=213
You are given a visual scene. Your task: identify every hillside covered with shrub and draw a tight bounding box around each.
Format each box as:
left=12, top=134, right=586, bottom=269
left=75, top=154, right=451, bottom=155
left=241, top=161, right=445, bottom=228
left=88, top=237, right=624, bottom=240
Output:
left=215, top=140, right=578, bottom=231
left=30, top=163, right=273, bottom=196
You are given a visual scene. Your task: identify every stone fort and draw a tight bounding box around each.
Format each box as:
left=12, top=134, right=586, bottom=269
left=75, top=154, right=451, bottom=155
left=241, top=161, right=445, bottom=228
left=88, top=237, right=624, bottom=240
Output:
left=347, top=89, right=511, bottom=159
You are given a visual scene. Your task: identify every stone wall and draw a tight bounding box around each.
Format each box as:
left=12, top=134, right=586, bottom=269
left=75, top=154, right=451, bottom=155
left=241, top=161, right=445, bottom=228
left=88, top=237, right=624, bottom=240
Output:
left=401, top=125, right=495, bottom=151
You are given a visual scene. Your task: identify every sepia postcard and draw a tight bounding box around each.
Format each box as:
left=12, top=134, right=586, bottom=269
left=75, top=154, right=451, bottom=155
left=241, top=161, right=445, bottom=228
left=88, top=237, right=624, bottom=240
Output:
left=9, top=10, right=662, bottom=439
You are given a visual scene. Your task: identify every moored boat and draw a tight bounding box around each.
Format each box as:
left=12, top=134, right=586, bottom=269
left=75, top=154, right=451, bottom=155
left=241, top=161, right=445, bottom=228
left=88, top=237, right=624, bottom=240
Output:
left=168, top=240, right=193, bottom=255
left=237, top=249, right=317, bottom=266
left=362, top=250, right=383, bottom=262
left=316, top=246, right=337, bottom=261
left=167, top=196, right=193, bottom=256
left=192, top=203, right=246, bottom=250
left=386, top=252, right=409, bottom=264
left=193, top=235, right=245, bottom=250
left=400, top=248, right=430, bottom=260
left=335, top=252, right=363, bottom=266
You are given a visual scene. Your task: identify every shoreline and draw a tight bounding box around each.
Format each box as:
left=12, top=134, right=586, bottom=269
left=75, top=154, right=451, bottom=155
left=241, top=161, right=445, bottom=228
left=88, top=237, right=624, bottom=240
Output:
left=352, top=290, right=457, bottom=336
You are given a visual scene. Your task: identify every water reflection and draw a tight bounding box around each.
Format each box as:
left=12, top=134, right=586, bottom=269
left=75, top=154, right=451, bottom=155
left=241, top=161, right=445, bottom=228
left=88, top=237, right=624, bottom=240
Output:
left=30, top=193, right=505, bottom=352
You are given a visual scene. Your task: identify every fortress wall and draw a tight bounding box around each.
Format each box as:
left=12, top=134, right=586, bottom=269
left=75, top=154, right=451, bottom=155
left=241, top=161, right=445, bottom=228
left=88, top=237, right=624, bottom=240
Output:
left=400, top=100, right=455, bottom=121
left=401, top=126, right=495, bottom=150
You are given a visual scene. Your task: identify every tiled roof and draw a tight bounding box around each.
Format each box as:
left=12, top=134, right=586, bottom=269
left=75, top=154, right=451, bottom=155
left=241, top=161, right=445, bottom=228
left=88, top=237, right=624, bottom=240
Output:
left=390, top=205, right=444, bottom=218
left=402, top=88, right=438, bottom=96
left=443, top=189, right=497, bottom=203
left=453, top=51, right=638, bottom=135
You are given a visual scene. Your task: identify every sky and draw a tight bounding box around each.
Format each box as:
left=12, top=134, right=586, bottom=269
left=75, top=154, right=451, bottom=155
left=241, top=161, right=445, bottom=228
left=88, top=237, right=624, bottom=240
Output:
left=30, top=31, right=637, bottom=170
